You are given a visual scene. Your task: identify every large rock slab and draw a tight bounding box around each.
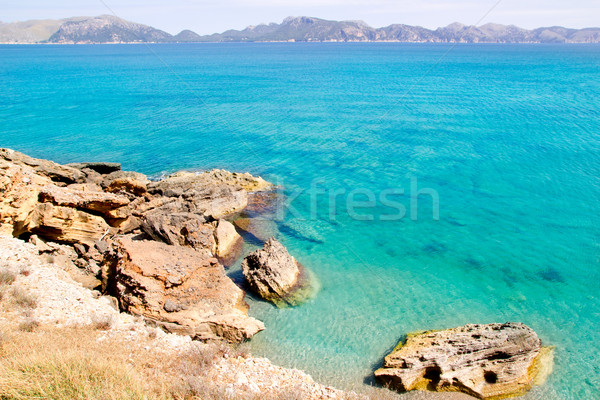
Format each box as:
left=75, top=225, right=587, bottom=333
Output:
left=0, top=148, right=85, bottom=183
left=147, top=169, right=272, bottom=219
left=149, top=169, right=272, bottom=195
left=141, top=209, right=216, bottom=252
left=25, top=203, right=111, bottom=245
left=39, top=185, right=130, bottom=215
left=0, top=158, right=51, bottom=236
left=102, top=170, right=149, bottom=196
left=374, top=323, right=554, bottom=399
left=241, top=238, right=314, bottom=307
left=108, top=236, right=264, bottom=342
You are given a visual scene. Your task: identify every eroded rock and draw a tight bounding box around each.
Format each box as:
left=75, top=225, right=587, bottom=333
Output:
left=108, top=236, right=264, bottom=342
left=374, top=323, right=554, bottom=399
left=0, top=159, right=51, bottom=236
left=25, top=203, right=111, bottom=245
left=39, top=185, right=130, bottom=215
left=241, top=238, right=314, bottom=307
left=0, top=148, right=85, bottom=184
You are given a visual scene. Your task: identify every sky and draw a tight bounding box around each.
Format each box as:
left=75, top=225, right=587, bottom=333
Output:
left=2, top=0, right=599, bottom=35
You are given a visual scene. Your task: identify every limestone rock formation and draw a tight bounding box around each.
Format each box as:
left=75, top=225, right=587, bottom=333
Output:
left=102, top=170, right=149, bottom=196
left=215, top=219, right=242, bottom=258
left=25, top=203, right=111, bottom=245
left=148, top=173, right=248, bottom=219
left=0, top=148, right=274, bottom=341
left=39, top=184, right=130, bottom=215
left=108, top=236, right=264, bottom=342
left=0, top=157, right=51, bottom=236
left=0, top=147, right=86, bottom=183
left=241, top=238, right=313, bottom=307
left=374, top=323, right=554, bottom=399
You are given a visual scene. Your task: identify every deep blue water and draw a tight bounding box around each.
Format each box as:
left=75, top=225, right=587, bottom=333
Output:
left=1, top=43, right=599, bottom=399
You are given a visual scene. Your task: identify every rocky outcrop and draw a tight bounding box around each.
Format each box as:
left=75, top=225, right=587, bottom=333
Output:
left=241, top=238, right=314, bottom=307
left=0, top=157, right=52, bottom=236
left=108, top=236, right=264, bottom=342
left=39, top=185, right=130, bottom=215
left=0, top=148, right=273, bottom=342
left=0, top=147, right=86, bottom=184
left=25, top=203, right=111, bottom=245
left=374, top=323, right=554, bottom=399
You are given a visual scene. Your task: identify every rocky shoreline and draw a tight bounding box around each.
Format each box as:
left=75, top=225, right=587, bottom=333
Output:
left=0, top=148, right=554, bottom=399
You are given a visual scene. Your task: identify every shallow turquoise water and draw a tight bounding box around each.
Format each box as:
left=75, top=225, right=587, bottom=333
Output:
left=1, top=43, right=599, bottom=399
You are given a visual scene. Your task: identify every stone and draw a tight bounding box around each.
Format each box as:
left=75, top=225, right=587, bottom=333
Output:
left=66, top=161, right=121, bottom=175
left=214, top=219, right=243, bottom=262
left=39, top=185, right=130, bottom=215
left=241, top=238, right=314, bottom=307
left=374, top=323, right=554, bottom=400
left=0, top=148, right=85, bottom=184
left=102, top=170, right=149, bottom=196
left=0, top=159, right=51, bottom=236
left=148, top=169, right=271, bottom=195
left=25, top=203, right=111, bottom=245
left=107, top=236, right=264, bottom=342
left=141, top=210, right=216, bottom=253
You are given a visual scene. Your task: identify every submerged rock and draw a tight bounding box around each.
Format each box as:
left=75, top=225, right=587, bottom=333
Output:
left=107, top=236, right=264, bottom=342
left=241, top=238, right=314, bottom=307
left=374, top=322, right=553, bottom=399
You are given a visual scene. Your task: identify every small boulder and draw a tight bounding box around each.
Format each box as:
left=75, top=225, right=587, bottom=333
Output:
left=241, top=238, right=314, bottom=307
left=374, top=323, right=554, bottom=399
left=215, top=219, right=243, bottom=258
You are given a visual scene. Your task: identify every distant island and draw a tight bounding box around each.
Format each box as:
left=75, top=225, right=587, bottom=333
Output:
left=1, top=15, right=599, bottom=44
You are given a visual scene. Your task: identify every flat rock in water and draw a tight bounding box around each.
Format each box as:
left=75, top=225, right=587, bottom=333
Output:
left=374, top=322, right=554, bottom=399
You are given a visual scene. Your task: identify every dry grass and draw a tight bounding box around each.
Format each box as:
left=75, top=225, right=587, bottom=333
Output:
left=0, top=270, right=16, bottom=285
left=0, top=323, right=403, bottom=400
left=91, top=314, right=114, bottom=331
left=17, top=318, right=40, bottom=332
left=11, top=287, right=36, bottom=309
left=0, top=326, right=178, bottom=400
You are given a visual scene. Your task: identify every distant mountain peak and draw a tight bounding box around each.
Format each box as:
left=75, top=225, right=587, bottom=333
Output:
left=1, top=15, right=599, bottom=44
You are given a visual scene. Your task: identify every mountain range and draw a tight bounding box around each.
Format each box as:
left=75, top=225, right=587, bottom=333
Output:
left=1, top=15, right=599, bottom=44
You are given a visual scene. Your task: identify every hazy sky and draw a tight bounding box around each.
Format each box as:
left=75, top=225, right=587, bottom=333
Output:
left=3, top=0, right=599, bottom=35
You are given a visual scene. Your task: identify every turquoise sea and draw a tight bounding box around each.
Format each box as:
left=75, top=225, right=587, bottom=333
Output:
left=1, top=43, right=599, bottom=399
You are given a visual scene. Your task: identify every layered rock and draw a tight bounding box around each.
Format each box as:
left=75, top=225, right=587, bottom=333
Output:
left=0, top=147, right=86, bottom=184
left=214, top=219, right=243, bottom=259
left=108, top=236, right=264, bottom=342
left=241, top=238, right=314, bottom=307
left=25, top=203, right=111, bottom=245
left=374, top=323, right=554, bottom=399
left=0, top=148, right=273, bottom=342
left=39, top=185, right=130, bottom=215
left=0, top=157, right=52, bottom=236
